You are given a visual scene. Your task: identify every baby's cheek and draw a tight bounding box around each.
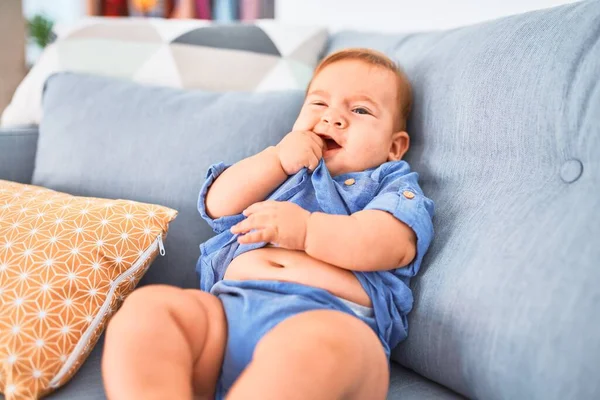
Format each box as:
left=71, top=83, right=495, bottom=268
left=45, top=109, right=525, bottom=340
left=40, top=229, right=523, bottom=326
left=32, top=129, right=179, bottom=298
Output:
left=291, top=119, right=302, bottom=131
left=292, top=109, right=317, bottom=131
left=350, top=142, right=386, bottom=167
left=352, top=139, right=378, bottom=157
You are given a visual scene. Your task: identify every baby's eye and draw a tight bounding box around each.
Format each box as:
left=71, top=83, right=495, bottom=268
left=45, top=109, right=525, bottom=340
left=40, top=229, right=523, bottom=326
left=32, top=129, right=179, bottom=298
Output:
left=352, top=107, right=371, bottom=115
left=312, top=101, right=327, bottom=107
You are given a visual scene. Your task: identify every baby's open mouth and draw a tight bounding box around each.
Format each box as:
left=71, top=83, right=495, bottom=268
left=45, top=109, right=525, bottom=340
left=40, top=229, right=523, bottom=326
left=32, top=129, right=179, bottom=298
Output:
left=321, top=135, right=342, bottom=151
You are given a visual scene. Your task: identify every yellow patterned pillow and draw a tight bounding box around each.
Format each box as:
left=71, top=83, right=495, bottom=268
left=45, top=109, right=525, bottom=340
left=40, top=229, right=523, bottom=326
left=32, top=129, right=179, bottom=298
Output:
left=0, top=180, right=177, bottom=399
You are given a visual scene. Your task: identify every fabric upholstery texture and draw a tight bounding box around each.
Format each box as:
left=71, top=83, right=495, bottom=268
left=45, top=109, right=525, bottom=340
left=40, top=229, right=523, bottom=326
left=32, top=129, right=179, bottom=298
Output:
left=0, top=128, right=38, bottom=184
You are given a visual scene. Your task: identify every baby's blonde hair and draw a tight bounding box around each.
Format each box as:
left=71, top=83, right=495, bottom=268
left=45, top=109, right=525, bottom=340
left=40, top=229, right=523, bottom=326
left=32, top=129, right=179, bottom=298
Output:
left=308, top=48, right=412, bottom=132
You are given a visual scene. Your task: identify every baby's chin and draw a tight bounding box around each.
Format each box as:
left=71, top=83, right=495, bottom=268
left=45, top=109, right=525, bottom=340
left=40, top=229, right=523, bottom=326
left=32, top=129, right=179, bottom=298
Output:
left=325, top=155, right=387, bottom=177
left=324, top=159, right=360, bottom=177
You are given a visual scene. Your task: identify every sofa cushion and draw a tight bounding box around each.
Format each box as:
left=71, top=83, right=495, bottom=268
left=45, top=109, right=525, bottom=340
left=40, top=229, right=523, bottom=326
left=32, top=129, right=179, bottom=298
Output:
left=326, top=1, right=600, bottom=399
left=0, top=127, right=38, bottom=184
left=34, top=72, right=305, bottom=290
left=0, top=180, right=176, bottom=398
left=1, top=18, right=327, bottom=128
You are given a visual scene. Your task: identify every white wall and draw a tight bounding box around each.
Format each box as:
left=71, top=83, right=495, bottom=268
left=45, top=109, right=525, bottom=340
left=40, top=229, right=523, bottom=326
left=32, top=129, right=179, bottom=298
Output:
left=23, top=0, right=85, bottom=25
left=22, top=0, right=86, bottom=65
left=275, top=0, right=581, bottom=32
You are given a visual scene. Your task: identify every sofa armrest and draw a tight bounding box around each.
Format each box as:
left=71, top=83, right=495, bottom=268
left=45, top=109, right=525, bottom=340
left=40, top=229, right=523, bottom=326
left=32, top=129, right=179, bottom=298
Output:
left=0, top=126, right=38, bottom=184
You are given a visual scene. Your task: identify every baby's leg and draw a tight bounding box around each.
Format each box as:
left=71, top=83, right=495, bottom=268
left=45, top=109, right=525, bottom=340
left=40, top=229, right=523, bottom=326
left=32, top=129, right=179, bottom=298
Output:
left=102, top=285, right=227, bottom=400
left=227, top=309, right=388, bottom=400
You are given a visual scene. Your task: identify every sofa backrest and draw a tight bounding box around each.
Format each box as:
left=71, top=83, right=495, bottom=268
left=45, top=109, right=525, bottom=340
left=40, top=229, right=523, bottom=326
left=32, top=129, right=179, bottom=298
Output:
left=328, top=1, right=599, bottom=399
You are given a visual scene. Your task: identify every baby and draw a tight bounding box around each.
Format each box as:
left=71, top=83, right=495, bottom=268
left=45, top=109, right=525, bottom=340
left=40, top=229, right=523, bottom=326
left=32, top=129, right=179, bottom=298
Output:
left=103, top=48, right=434, bottom=400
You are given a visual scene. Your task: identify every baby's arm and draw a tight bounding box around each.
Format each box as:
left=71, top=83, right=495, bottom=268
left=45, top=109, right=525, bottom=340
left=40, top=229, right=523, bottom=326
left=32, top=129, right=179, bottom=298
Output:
left=305, top=211, right=416, bottom=271
left=205, top=146, right=287, bottom=219
left=205, top=131, right=324, bottom=219
left=230, top=204, right=416, bottom=272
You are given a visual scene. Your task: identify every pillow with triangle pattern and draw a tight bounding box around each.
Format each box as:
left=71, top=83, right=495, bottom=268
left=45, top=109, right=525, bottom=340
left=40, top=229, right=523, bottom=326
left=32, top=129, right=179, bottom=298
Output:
left=1, top=17, right=328, bottom=128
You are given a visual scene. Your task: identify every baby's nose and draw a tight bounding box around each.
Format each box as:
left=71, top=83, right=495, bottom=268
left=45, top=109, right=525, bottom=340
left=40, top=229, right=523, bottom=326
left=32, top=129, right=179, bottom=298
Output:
left=321, top=111, right=347, bottom=129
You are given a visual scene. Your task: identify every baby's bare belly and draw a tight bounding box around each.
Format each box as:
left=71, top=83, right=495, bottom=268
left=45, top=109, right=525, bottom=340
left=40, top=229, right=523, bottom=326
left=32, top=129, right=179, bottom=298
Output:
left=223, top=246, right=372, bottom=307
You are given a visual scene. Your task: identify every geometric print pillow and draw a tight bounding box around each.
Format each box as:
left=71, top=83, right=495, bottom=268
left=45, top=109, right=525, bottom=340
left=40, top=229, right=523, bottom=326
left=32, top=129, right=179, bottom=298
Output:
left=0, top=17, right=328, bottom=128
left=0, top=180, right=177, bottom=399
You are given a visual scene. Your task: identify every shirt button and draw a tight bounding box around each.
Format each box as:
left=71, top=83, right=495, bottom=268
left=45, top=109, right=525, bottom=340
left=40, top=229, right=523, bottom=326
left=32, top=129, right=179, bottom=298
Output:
left=403, top=190, right=415, bottom=199
left=560, top=159, right=583, bottom=183
left=344, top=178, right=356, bottom=186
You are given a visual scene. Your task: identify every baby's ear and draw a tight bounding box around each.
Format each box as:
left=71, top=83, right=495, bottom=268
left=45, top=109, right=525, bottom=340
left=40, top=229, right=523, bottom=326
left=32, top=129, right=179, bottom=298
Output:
left=388, top=131, right=410, bottom=161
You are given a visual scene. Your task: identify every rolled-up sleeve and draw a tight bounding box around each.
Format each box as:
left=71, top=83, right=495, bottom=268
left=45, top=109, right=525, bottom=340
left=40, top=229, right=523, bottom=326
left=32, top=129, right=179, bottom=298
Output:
left=363, top=167, right=435, bottom=277
left=197, top=162, right=245, bottom=234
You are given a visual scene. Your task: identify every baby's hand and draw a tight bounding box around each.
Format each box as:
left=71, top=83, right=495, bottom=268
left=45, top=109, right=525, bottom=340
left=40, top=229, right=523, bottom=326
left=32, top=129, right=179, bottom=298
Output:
left=230, top=200, right=310, bottom=250
left=276, top=131, right=325, bottom=175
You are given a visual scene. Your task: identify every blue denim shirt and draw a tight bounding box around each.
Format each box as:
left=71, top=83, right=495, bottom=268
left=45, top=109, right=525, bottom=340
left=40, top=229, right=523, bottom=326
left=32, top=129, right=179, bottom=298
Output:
left=196, top=158, right=434, bottom=352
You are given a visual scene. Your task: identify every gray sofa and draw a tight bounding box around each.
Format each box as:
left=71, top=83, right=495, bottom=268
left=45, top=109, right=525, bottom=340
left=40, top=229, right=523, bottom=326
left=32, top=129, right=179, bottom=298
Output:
left=1, top=1, right=598, bottom=399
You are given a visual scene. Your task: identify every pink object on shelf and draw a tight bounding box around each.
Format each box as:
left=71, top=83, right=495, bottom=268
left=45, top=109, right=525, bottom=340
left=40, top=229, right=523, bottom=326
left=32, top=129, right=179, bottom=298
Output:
left=195, top=0, right=211, bottom=19
left=240, top=0, right=260, bottom=21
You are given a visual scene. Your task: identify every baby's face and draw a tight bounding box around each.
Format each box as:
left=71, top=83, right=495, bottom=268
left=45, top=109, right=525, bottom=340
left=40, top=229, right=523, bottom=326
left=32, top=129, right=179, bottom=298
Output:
left=293, top=59, right=408, bottom=177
